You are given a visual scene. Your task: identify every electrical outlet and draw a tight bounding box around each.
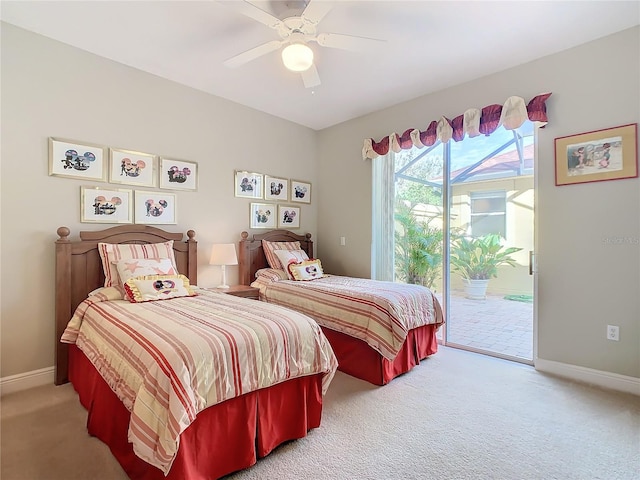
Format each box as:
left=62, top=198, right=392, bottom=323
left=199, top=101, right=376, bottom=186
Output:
left=606, top=325, right=620, bottom=341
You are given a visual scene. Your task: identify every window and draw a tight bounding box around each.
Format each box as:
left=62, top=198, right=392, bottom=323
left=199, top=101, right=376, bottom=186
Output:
left=470, top=191, right=506, bottom=238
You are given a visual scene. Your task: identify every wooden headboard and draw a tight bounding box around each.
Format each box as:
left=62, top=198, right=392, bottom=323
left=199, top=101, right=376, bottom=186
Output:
left=238, top=229, right=313, bottom=285
left=54, top=225, right=197, bottom=385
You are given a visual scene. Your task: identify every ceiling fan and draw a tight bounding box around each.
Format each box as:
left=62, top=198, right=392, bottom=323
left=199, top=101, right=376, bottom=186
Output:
left=219, top=0, right=385, bottom=88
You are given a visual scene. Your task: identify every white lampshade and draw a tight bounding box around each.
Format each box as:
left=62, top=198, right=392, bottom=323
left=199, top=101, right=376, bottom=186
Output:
left=209, top=244, right=238, bottom=289
left=281, top=43, right=313, bottom=72
left=209, top=243, right=238, bottom=266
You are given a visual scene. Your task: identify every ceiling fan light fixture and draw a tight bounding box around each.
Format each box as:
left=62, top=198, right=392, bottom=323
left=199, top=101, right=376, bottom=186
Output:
left=281, top=43, right=314, bottom=72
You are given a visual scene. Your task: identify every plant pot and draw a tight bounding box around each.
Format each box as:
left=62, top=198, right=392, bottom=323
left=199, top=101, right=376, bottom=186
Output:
left=463, top=279, right=489, bottom=300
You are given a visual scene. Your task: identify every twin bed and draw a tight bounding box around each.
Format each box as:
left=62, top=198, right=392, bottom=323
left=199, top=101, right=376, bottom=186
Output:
left=238, top=229, right=444, bottom=386
left=55, top=225, right=337, bottom=480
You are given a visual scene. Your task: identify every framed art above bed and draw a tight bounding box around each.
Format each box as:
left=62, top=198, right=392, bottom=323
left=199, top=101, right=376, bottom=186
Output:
left=108, top=148, right=157, bottom=187
left=159, top=157, right=198, bottom=191
left=290, top=179, right=311, bottom=203
left=264, top=175, right=288, bottom=201
left=80, top=186, right=132, bottom=223
left=134, top=190, right=177, bottom=224
left=48, top=137, right=106, bottom=181
left=235, top=170, right=263, bottom=199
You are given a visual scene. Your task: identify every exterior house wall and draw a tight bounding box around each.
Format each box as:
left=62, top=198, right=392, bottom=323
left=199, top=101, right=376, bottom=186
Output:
left=450, top=175, right=534, bottom=295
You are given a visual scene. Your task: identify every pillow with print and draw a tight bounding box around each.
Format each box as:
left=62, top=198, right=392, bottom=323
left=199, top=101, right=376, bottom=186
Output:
left=98, top=241, right=177, bottom=288
left=288, top=259, right=325, bottom=281
left=123, top=274, right=196, bottom=303
left=115, top=258, right=178, bottom=288
left=273, top=249, right=309, bottom=279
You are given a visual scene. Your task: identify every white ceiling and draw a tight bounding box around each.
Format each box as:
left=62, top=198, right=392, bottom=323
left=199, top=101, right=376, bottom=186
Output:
left=2, top=1, right=639, bottom=130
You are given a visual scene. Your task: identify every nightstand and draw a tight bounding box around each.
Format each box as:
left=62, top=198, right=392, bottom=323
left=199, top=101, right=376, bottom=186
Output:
left=216, top=285, right=260, bottom=300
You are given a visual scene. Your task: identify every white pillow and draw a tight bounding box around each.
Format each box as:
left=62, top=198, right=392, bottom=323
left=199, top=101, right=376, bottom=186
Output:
left=115, top=258, right=177, bottom=287
left=273, top=249, right=310, bottom=279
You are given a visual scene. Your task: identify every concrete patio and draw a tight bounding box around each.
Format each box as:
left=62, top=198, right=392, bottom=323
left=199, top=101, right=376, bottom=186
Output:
left=435, top=292, right=534, bottom=362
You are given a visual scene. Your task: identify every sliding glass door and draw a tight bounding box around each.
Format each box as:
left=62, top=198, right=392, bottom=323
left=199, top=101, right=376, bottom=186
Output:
left=392, top=122, right=536, bottom=363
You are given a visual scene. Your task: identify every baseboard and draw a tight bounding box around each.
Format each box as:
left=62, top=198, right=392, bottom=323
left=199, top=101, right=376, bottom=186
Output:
left=0, top=366, right=54, bottom=396
left=535, top=358, right=640, bottom=396
left=3, top=360, right=638, bottom=397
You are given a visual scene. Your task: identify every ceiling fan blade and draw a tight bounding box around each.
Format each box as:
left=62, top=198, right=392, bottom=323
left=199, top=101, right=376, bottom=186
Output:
left=218, top=0, right=283, bottom=29
left=316, top=32, right=385, bottom=51
left=301, top=64, right=321, bottom=89
left=301, top=0, right=333, bottom=25
left=224, top=40, right=283, bottom=68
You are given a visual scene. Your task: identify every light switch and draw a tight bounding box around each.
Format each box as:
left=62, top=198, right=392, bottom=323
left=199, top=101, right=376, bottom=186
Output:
left=340, top=236, right=346, bottom=246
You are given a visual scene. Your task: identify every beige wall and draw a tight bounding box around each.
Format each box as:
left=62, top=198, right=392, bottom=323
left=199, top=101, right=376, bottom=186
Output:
left=0, top=23, right=317, bottom=378
left=316, top=27, right=640, bottom=379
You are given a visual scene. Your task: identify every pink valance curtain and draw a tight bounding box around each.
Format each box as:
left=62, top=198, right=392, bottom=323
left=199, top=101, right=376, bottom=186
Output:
left=362, top=93, right=552, bottom=160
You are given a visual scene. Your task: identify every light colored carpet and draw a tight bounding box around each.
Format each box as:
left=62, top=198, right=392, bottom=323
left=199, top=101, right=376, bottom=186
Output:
left=2, top=346, right=639, bottom=480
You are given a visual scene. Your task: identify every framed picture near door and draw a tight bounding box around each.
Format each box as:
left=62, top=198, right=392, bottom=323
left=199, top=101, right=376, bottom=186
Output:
left=554, top=123, right=638, bottom=186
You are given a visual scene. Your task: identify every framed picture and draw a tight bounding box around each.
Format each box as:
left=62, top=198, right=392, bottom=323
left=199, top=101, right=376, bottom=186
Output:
left=134, top=190, right=177, bottom=225
left=159, top=157, right=198, bottom=191
left=290, top=179, right=311, bottom=203
left=235, top=170, right=263, bottom=199
left=554, top=123, right=638, bottom=186
left=80, top=186, right=132, bottom=223
left=264, top=175, right=289, bottom=201
left=108, top=148, right=157, bottom=187
left=277, top=205, right=300, bottom=229
left=49, top=137, right=106, bottom=181
left=250, top=202, right=276, bottom=229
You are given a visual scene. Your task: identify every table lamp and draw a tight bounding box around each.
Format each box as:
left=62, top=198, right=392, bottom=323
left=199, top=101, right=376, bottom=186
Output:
left=209, top=243, right=238, bottom=289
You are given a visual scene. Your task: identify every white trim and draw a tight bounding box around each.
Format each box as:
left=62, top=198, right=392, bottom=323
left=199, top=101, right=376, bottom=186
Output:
left=535, top=358, right=640, bottom=396
left=0, top=366, right=54, bottom=396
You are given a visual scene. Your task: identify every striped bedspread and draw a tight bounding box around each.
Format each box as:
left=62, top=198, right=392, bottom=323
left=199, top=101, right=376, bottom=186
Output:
left=61, top=287, right=337, bottom=474
left=251, top=275, right=444, bottom=360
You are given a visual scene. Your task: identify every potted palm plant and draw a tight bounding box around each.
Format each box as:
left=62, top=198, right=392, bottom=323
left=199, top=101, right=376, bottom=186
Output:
left=394, top=202, right=443, bottom=290
left=450, top=233, right=522, bottom=299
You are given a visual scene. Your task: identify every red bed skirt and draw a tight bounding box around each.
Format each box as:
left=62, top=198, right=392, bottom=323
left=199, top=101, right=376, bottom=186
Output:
left=68, top=344, right=324, bottom=480
left=320, top=324, right=438, bottom=386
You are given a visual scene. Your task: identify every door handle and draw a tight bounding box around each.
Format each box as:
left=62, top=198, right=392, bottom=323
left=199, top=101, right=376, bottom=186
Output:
left=529, top=251, right=534, bottom=275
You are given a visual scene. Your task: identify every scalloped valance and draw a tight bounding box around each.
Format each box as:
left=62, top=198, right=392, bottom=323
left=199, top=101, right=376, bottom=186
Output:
left=362, top=93, right=552, bottom=160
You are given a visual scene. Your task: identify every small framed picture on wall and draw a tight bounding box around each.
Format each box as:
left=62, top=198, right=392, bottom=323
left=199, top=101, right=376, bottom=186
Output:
left=250, top=202, right=276, bottom=229
left=159, top=157, right=198, bottom=191
left=108, top=148, right=157, bottom=187
left=235, top=170, right=263, bottom=199
left=277, top=205, right=300, bottom=229
left=49, top=137, right=106, bottom=181
left=264, top=175, right=289, bottom=201
left=290, top=180, right=311, bottom=204
left=134, top=190, right=177, bottom=225
left=80, top=186, right=132, bottom=224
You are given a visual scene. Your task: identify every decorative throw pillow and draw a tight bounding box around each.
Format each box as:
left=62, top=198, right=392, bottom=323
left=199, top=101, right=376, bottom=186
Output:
left=288, top=259, right=325, bottom=281
left=262, top=240, right=302, bottom=270
left=123, top=274, right=196, bottom=303
left=98, top=241, right=177, bottom=288
left=115, top=258, right=177, bottom=288
left=255, top=268, right=289, bottom=282
left=273, top=249, right=310, bottom=279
